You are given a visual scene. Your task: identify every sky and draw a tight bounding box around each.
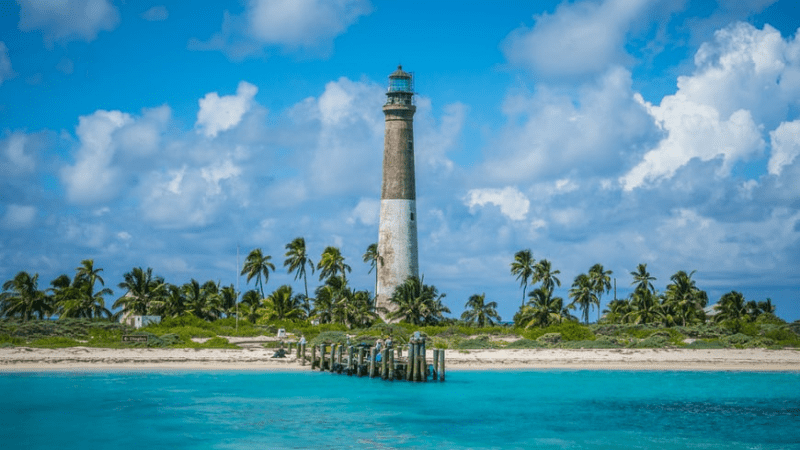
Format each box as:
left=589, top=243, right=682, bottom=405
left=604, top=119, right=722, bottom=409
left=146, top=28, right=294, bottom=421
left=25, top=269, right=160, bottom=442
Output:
left=1, top=0, right=799, bottom=322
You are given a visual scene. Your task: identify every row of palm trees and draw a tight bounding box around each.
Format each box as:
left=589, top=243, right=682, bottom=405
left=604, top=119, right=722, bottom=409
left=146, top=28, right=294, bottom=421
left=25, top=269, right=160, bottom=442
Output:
left=0, top=260, right=115, bottom=321
left=511, top=253, right=778, bottom=328
left=0, top=238, right=457, bottom=328
left=511, top=250, right=613, bottom=327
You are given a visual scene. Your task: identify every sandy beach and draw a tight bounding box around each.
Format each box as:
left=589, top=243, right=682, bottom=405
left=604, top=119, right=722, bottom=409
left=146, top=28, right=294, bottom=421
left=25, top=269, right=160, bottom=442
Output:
left=2, top=346, right=800, bottom=372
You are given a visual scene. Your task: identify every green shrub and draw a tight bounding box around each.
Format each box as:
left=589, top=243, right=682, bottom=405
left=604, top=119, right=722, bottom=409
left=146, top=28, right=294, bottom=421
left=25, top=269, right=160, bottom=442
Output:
left=685, top=339, right=728, bottom=349
left=193, top=336, right=239, bottom=349
left=452, top=336, right=501, bottom=349
left=29, top=336, right=81, bottom=348
left=535, top=322, right=595, bottom=341
left=0, top=333, right=24, bottom=346
left=723, top=333, right=754, bottom=347
left=630, top=332, right=671, bottom=348
left=755, top=313, right=786, bottom=325
left=721, top=320, right=758, bottom=337
left=537, top=333, right=561, bottom=344
left=309, top=331, right=348, bottom=346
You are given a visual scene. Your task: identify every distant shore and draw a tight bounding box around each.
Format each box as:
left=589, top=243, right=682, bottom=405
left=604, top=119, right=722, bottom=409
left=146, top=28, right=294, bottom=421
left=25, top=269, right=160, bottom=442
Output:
left=2, top=347, right=799, bottom=372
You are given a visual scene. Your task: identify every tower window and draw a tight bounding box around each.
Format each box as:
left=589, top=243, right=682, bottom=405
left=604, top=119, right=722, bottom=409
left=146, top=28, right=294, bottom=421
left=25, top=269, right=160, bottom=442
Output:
left=410, top=212, right=415, bottom=221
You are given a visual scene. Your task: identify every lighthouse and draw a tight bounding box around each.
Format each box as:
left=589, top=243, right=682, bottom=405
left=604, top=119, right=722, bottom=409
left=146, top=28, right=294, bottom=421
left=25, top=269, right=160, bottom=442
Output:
left=376, top=66, right=419, bottom=321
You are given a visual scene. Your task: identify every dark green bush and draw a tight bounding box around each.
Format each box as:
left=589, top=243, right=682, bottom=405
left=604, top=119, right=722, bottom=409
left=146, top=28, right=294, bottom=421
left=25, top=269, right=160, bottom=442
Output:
left=309, top=331, right=348, bottom=346
left=685, top=339, right=728, bottom=349
left=537, top=333, right=561, bottom=344
left=0, top=333, right=24, bottom=346
left=29, top=336, right=81, bottom=348
left=452, top=336, right=501, bottom=349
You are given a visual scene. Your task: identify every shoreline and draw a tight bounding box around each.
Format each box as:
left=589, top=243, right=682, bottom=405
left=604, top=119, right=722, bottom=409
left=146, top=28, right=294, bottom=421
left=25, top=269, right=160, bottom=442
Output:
left=2, top=347, right=800, bottom=373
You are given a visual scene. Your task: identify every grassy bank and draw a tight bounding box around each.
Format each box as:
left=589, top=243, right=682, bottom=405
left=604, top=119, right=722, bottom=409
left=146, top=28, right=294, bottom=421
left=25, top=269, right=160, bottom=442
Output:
left=2, top=316, right=799, bottom=350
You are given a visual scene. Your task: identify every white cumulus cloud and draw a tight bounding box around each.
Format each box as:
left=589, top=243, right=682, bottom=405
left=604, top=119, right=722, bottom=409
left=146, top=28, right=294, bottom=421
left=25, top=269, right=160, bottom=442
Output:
left=193, top=0, right=371, bottom=59
left=2, top=132, right=35, bottom=174
left=619, top=22, right=800, bottom=190
left=60, top=110, right=132, bottom=204
left=484, top=66, right=656, bottom=183
left=347, top=198, right=379, bottom=226
left=768, top=120, right=800, bottom=176
left=247, top=0, right=371, bottom=48
left=2, top=204, right=36, bottom=229
left=196, top=81, right=258, bottom=138
left=465, top=187, right=530, bottom=221
left=17, top=0, right=120, bottom=46
left=502, top=0, right=648, bottom=79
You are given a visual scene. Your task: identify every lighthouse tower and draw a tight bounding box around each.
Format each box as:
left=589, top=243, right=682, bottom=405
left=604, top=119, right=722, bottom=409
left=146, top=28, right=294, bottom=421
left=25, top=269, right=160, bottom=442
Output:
left=376, top=66, right=419, bottom=321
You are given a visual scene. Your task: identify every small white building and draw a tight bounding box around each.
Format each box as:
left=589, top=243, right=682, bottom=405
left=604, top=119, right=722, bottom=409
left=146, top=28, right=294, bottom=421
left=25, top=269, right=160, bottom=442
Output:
left=121, top=315, right=161, bottom=329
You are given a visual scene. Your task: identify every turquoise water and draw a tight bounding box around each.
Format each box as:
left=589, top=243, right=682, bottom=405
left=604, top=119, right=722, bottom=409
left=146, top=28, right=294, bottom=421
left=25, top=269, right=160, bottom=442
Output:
left=1, top=370, right=799, bottom=449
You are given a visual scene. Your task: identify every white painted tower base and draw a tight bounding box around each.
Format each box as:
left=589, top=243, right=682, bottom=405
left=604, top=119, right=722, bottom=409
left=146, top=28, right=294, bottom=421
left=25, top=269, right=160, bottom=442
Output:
left=376, top=199, right=419, bottom=320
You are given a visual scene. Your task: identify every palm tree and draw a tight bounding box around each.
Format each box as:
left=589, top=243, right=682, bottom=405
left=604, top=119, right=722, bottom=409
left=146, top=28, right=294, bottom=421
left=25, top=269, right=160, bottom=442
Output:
left=59, top=260, right=113, bottom=319
left=182, top=279, right=223, bottom=321
left=624, top=288, right=663, bottom=324
left=284, top=237, right=314, bottom=298
left=630, top=263, right=656, bottom=295
left=160, top=284, right=186, bottom=318
left=713, top=291, right=747, bottom=323
left=313, top=275, right=350, bottom=325
left=347, top=290, right=380, bottom=328
left=662, top=270, right=707, bottom=326
left=1, top=271, right=50, bottom=321
left=589, top=263, right=612, bottom=322
left=461, top=293, right=501, bottom=327
left=263, top=285, right=306, bottom=321
left=241, top=248, right=275, bottom=299
left=219, top=284, right=237, bottom=318
left=388, top=276, right=450, bottom=325
left=114, top=267, right=166, bottom=316
left=317, top=246, right=351, bottom=283
left=535, top=259, right=561, bottom=293
left=758, top=298, right=776, bottom=315
left=363, top=243, right=382, bottom=294
left=239, top=289, right=262, bottom=323
left=603, top=299, right=632, bottom=323
left=515, top=287, right=575, bottom=329
left=510, top=249, right=535, bottom=307
left=569, top=273, right=598, bottom=324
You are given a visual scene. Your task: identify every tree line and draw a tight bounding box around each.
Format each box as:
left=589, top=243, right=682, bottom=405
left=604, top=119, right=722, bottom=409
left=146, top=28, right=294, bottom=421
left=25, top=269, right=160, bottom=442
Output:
left=1, top=242, right=781, bottom=329
left=510, top=249, right=779, bottom=328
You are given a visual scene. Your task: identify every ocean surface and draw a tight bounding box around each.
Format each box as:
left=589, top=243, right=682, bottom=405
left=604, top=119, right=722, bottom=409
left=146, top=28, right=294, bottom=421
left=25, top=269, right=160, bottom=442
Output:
left=1, top=369, right=798, bottom=449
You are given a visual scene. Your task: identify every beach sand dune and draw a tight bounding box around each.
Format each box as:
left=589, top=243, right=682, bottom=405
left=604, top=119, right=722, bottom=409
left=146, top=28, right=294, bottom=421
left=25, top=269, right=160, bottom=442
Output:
left=2, top=347, right=799, bottom=372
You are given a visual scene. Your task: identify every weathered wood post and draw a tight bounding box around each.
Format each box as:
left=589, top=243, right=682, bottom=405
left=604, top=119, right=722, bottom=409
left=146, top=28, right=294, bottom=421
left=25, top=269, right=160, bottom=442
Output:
left=311, top=344, right=317, bottom=369
left=388, top=350, right=395, bottom=380
left=381, top=348, right=388, bottom=380
left=301, top=343, right=306, bottom=366
left=320, top=344, right=327, bottom=371
left=407, top=342, right=416, bottom=381
left=432, top=348, right=439, bottom=380
left=337, top=344, right=343, bottom=368
left=369, top=347, right=377, bottom=378
left=419, top=338, right=428, bottom=381
left=358, top=347, right=365, bottom=377
left=438, top=349, right=445, bottom=381
left=332, top=344, right=339, bottom=372
left=347, top=346, right=354, bottom=374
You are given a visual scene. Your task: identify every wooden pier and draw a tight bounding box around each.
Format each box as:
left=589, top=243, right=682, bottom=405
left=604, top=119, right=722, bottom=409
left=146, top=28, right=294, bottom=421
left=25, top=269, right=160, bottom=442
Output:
left=301, top=334, right=445, bottom=382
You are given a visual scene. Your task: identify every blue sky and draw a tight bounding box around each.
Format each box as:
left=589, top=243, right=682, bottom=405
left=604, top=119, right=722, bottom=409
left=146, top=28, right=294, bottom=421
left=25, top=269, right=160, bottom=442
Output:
left=1, top=0, right=799, bottom=322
